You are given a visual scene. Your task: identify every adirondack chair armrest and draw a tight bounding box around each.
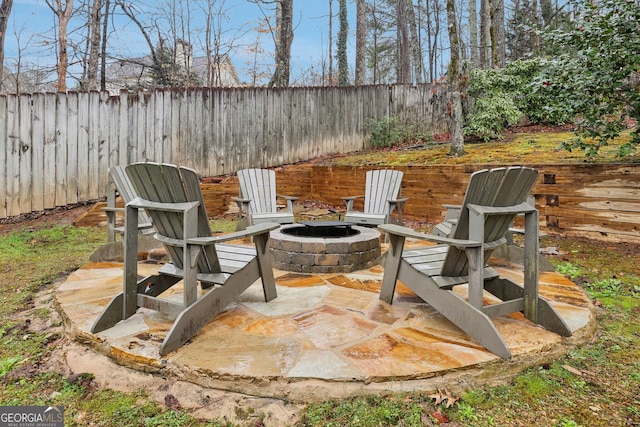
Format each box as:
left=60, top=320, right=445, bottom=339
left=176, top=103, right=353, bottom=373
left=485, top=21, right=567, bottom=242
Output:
left=442, top=204, right=461, bottom=221
left=386, top=197, right=409, bottom=219
left=231, top=196, right=252, bottom=218
left=185, top=222, right=280, bottom=246
left=388, top=197, right=409, bottom=206
left=103, top=206, right=124, bottom=213
left=388, top=197, right=409, bottom=210
left=128, top=197, right=200, bottom=214
left=277, top=195, right=299, bottom=212
left=378, top=224, right=482, bottom=248
left=341, top=195, right=365, bottom=212
left=466, top=201, right=535, bottom=216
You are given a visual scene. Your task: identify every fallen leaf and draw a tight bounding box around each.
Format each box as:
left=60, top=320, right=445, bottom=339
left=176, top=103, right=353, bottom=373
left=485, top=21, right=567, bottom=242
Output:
left=562, top=364, right=584, bottom=376
left=164, top=394, right=181, bottom=411
left=429, top=390, right=444, bottom=405
left=443, top=389, right=460, bottom=407
left=429, top=409, right=449, bottom=424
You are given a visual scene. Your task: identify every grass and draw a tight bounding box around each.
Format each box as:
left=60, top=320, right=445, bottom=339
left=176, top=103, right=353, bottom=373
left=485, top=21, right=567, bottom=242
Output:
left=0, top=130, right=639, bottom=425
left=324, top=129, right=638, bottom=167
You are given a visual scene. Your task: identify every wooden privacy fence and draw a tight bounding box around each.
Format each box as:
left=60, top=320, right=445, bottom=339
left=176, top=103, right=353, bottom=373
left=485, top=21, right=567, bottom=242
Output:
left=0, top=84, right=449, bottom=219
left=193, top=164, right=640, bottom=244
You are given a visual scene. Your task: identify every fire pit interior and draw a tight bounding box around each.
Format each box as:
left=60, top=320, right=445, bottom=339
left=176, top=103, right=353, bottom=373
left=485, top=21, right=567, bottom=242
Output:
left=268, top=221, right=381, bottom=273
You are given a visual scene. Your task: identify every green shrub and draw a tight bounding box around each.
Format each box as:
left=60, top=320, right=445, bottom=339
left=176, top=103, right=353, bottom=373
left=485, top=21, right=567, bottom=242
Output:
left=366, top=115, right=432, bottom=148
left=465, top=59, right=575, bottom=141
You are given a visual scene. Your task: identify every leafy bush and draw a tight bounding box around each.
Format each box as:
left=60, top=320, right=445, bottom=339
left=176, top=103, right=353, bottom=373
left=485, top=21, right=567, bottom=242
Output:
left=366, top=115, right=432, bottom=148
left=465, top=59, right=574, bottom=141
left=541, top=0, right=640, bottom=157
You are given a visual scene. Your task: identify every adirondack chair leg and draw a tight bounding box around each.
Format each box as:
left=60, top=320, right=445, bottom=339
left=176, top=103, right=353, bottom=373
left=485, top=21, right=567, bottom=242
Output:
left=483, top=278, right=572, bottom=337
left=379, top=233, right=405, bottom=304
left=253, top=232, right=277, bottom=301
left=106, top=183, right=118, bottom=243
left=91, top=293, right=125, bottom=333
left=124, top=204, right=141, bottom=318
left=536, top=298, right=573, bottom=337
left=159, top=265, right=263, bottom=355
left=398, top=267, right=512, bottom=359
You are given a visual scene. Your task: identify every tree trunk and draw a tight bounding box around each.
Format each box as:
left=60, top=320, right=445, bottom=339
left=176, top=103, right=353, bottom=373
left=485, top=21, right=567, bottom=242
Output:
left=469, top=0, right=478, bottom=66
left=354, top=0, right=366, bottom=85
left=479, top=0, right=491, bottom=68
left=396, top=0, right=410, bottom=83
left=100, top=0, right=110, bottom=91
left=87, top=0, right=102, bottom=90
left=269, top=0, right=293, bottom=87
left=406, top=0, right=422, bottom=84
left=337, top=0, right=348, bottom=85
left=446, top=0, right=465, bottom=157
left=0, top=0, right=13, bottom=92
left=494, top=0, right=505, bottom=67
left=328, top=0, right=333, bottom=84
left=532, top=0, right=540, bottom=55
left=47, top=0, right=74, bottom=91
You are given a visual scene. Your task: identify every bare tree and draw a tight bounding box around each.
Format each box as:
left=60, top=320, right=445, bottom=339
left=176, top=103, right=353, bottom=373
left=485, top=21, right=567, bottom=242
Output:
left=269, top=0, right=293, bottom=87
left=86, top=0, right=102, bottom=90
left=354, top=0, right=366, bottom=85
left=200, top=0, right=236, bottom=86
left=328, top=0, right=333, bottom=83
left=337, top=0, right=348, bottom=85
left=532, top=0, right=540, bottom=54
left=447, top=0, right=465, bottom=156
left=427, top=0, right=443, bottom=81
left=406, top=0, right=423, bottom=84
left=0, top=0, right=13, bottom=91
left=469, top=0, right=479, bottom=66
left=46, top=0, right=74, bottom=91
left=494, top=0, right=505, bottom=67
left=396, top=0, right=410, bottom=83
left=100, top=0, right=110, bottom=90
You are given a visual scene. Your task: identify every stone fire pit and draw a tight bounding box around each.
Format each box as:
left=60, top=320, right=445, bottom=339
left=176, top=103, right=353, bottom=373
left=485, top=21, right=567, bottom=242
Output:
left=268, top=222, right=381, bottom=273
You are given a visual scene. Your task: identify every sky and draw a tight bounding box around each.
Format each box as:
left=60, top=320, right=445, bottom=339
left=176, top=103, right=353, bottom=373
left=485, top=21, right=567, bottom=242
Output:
left=6, top=0, right=357, bottom=86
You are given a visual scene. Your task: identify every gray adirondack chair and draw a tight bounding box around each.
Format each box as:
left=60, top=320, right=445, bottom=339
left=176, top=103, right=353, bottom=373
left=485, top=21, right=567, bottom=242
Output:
left=379, top=166, right=572, bottom=359
left=434, top=195, right=539, bottom=244
left=342, top=169, right=408, bottom=225
left=104, top=165, right=153, bottom=242
left=92, top=162, right=279, bottom=356
left=233, top=168, right=298, bottom=230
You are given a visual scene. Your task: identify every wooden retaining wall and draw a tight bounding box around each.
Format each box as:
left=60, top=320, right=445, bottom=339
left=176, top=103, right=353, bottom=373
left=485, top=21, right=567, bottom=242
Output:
left=196, top=164, right=640, bottom=244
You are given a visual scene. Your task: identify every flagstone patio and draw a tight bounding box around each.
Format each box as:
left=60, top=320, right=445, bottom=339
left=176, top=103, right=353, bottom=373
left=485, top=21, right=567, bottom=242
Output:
left=55, top=239, right=595, bottom=402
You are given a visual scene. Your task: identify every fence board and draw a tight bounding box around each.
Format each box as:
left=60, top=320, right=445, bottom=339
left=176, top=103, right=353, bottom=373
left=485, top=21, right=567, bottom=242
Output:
left=66, top=92, right=78, bottom=204
left=31, top=94, right=44, bottom=212
left=18, top=94, right=32, bottom=213
left=7, top=94, right=18, bottom=216
left=98, top=91, right=110, bottom=193
left=88, top=92, right=98, bottom=198
left=43, top=93, right=57, bottom=208
left=0, top=96, right=6, bottom=218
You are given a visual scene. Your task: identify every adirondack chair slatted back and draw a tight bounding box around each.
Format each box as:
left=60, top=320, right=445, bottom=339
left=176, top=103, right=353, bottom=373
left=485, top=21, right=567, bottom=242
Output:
left=364, top=170, right=403, bottom=215
left=126, top=163, right=221, bottom=273
left=108, top=166, right=152, bottom=227
left=237, top=169, right=277, bottom=216
left=442, top=167, right=539, bottom=277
